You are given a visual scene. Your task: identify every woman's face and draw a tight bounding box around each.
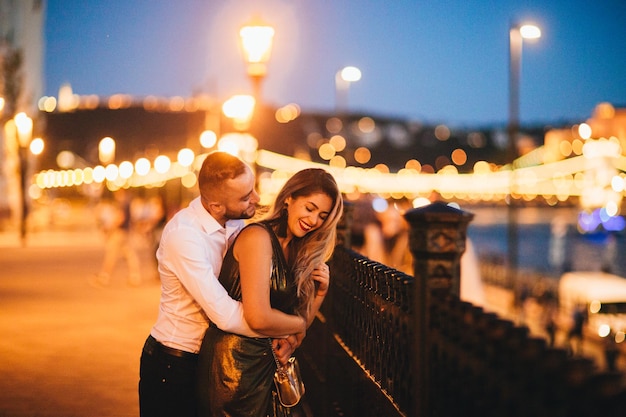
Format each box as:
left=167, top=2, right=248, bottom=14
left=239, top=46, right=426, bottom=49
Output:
left=285, top=192, right=333, bottom=238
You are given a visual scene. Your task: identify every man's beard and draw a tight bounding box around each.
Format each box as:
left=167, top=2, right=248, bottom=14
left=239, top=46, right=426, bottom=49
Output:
left=225, top=205, right=256, bottom=220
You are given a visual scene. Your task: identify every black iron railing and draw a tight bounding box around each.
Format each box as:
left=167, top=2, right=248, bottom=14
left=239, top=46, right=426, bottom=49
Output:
left=299, top=202, right=626, bottom=417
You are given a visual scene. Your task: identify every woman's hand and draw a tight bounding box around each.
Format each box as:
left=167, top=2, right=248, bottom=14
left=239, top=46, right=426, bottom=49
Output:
left=313, top=263, right=330, bottom=298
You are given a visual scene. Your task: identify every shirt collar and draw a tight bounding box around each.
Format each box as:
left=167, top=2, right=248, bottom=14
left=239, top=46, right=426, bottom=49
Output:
left=190, top=196, right=243, bottom=238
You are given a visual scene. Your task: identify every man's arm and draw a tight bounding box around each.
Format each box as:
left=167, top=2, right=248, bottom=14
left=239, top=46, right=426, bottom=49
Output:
left=162, top=225, right=297, bottom=338
left=162, top=225, right=260, bottom=337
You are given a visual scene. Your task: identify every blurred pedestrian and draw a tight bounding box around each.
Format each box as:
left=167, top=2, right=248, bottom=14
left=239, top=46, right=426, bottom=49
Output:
left=132, top=193, right=167, bottom=281
left=350, top=194, right=385, bottom=263
left=567, top=304, right=586, bottom=356
left=91, top=188, right=142, bottom=287
left=604, top=333, right=620, bottom=372
left=460, top=238, right=486, bottom=306
left=544, top=312, right=557, bottom=348
left=377, top=200, right=411, bottom=271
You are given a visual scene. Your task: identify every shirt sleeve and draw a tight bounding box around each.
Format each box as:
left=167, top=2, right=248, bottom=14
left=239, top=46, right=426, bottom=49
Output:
left=161, top=224, right=262, bottom=337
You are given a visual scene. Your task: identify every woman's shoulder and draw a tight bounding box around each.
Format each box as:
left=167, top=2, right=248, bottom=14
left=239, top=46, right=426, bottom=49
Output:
left=233, top=222, right=275, bottom=257
left=238, top=222, right=273, bottom=240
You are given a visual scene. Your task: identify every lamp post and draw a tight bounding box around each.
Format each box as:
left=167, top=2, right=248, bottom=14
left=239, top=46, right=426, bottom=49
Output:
left=14, top=112, right=33, bottom=245
left=335, top=66, right=362, bottom=113
left=239, top=16, right=275, bottom=105
left=507, top=22, right=541, bottom=291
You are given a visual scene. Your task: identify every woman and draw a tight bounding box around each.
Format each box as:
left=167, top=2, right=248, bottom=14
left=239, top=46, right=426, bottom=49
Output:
left=197, top=168, right=343, bottom=417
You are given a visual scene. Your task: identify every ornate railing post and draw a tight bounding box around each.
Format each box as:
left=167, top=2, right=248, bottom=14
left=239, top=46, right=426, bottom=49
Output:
left=404, top=202, right=474, bottom=416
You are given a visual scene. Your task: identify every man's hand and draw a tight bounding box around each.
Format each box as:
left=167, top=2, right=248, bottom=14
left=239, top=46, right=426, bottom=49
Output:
left=272, top=329, right=307, bottom=366
left=272, top=338, right=295, bottom=366
left=288, top=331, right=305, bottom=350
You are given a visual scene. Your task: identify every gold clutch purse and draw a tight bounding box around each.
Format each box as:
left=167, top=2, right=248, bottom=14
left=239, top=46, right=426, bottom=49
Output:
left=270, top=341, right=305, bottom=407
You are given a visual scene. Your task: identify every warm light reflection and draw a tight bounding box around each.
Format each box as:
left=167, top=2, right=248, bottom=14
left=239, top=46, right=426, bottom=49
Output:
left=406, top=159, right=422, bottom=172
left=326, top=117, right=343, bottom=133
left=222, top=95, right=255, bottom=125
left=318, top=143, right=335, bottom=160
left=240, top=22, right=275, bottom=64
left=32, top=119, right=626, bottom=220
left=275, top=104, right=301, bottom=123
left=434, top=124, right=450, bottom=141
left=177, top=148, right=195, bottom=167
left=168, top=96, right=185, bottom=112
left=358, top=117, right=375, bottom=133
left=118, top=161, right=134, bottom=179
left=30, top=138, right=44, bottom=155
left=108, top=94, right=132, bottom=110
left=104, top=164, right=119, bottom=181
left=354, top=147, right=371, bottom=164
left=578, top=123, right=592, bottom=139
left=451, top=149, right=467, bottom=166
left=56, top=151, right=75, bottom=169
left=329, top=135, right=346, bottom=152
left=154, top=155, right=171, bottom=174
left=329, top=155, right=346, bottom=168
left=200, top=130, right=218, bottom=148
left=135, top=158, right=151, bottom=176
left=14, top=112, right=33, bottom=147
left=93, top=165, right=106, bottom=183
left=181, top=172, right=197, bottom=188
left=99, top=137, right=115, bottom=164
left=38, top=96, right=57, bottom=112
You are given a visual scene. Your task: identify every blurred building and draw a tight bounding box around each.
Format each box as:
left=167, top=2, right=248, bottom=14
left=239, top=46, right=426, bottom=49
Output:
left=0, top=0, right=46, bottom=227
left=36, top=97, right=512, bottom=174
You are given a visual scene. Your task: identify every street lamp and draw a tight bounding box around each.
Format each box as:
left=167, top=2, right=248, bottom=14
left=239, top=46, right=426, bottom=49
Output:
left=99, top=136, right=116, bottom=165
left=221, top=94, right=258, bottom=164
left=14, top=112, right=33, bottom=245
left=335, top=66, right=362, bottom=113
left=507, top=22, right=541, bottom=290
left=508, top=23, right=541, bottom=160
left=222, top=94, right=256, bottom=131
left=239, top=16, right=275, bottom=104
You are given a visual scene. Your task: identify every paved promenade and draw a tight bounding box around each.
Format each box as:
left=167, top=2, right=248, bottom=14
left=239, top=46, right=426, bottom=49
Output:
left=0, top=223, right=161, bottom=417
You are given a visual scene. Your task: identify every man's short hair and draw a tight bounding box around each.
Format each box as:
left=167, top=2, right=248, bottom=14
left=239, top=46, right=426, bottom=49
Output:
left=197, top=151, right=247, bottom=196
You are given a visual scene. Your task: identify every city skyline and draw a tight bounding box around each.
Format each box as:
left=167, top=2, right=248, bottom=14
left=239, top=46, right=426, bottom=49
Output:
left=44, top=0, right=626, bottom=128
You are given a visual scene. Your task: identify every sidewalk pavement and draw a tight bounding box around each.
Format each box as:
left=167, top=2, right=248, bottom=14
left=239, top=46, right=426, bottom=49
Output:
left=0, top=225, right=161, bottom=417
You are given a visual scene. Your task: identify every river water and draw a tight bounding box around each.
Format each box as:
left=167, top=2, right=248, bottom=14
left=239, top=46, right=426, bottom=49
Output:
left=465, top=206, right=626, bottom=279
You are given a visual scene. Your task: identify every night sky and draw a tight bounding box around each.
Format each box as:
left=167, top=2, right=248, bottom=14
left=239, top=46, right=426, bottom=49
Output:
left=44, top=0, right=626, bottom=127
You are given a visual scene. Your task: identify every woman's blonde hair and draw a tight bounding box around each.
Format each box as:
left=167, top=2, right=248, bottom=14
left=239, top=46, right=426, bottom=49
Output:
left=263, top=168, right=343, bottom=316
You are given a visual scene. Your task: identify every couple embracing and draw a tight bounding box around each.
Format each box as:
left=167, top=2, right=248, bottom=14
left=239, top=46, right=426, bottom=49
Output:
left=139, top=151, right=343, bottom=417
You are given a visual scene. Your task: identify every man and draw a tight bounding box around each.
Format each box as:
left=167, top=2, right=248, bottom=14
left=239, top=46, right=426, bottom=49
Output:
left=139, top=151, right=301, bottom=417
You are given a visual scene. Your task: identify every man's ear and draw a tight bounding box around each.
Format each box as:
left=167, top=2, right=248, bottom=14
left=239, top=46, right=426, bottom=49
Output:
left=206, top=201, right=224, bottom=217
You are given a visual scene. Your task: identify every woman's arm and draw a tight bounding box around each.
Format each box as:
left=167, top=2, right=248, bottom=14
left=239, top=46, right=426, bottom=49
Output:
left=306, top=263, right=330, bottom=327
left=234, top=225, right=306, bottom=336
